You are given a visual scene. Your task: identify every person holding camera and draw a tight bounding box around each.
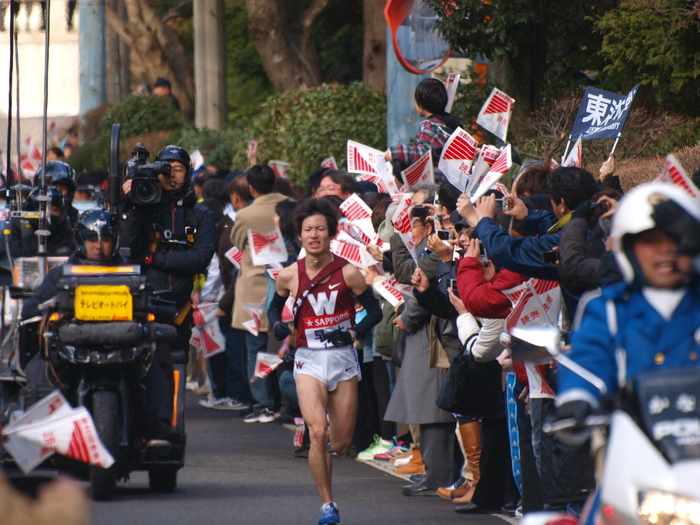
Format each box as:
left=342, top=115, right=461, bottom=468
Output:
left=120, top=145, right=217, bottom=441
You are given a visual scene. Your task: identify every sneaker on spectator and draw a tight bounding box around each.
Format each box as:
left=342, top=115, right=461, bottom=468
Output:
left=185, top=380, right=199, bottom=391
left=318, top=502, right=340, bottom=525
left=356, top=435, right=393, bottom=461
left=374, top=444, right=409, bottom=461
left=243, top=408, right=276, bottom=423
left=390, top=448, right=413, bottom=463
left=199, top=396, right=234, bottom=409
left=228, top=400, right=252, bottom=411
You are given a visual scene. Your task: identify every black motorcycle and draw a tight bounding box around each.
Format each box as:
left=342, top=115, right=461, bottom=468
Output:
left=1, top=262, right=187, bottom=500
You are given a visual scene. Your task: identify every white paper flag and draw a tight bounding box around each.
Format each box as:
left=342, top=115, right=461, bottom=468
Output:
left=444, top=73, right=460, bottom=114
left=4, top=391, right=115, bottom=473
left=321, top=156, right=338, bottom=170
left=655, top=154, right=700, bottom=198
left=438, top=127, right=479, bottom=191
left=251, top=352, right=283, bottom=381
left=476, top=88, right=515, bottom=142
left=467, top=145, right=501, bottom=196
left=471, top=145, right=512, bottom=202
left=401, top=150, right=435, bottom=190
left=347, top=140, right=392, bottom=179
left=242, top=303, right=264, bottom=337
left=562, top=135, right=582, bottom=168
left=391, top=195, right=417, bottom=261
left=248, top=228, right=288, bottom=266
left=269, top=160, right=290, bottom=179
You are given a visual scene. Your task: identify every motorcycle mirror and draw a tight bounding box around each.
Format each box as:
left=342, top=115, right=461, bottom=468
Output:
left=510, top=325, right=560, bottom=361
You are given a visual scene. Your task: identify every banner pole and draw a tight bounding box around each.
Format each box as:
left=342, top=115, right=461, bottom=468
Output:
left=561, top=135, right=572, bottom=162
left=609, top=133, right=621, bottom=156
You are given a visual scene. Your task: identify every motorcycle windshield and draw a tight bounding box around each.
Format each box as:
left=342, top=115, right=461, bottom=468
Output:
left=631, top=368, right=700, bottom=464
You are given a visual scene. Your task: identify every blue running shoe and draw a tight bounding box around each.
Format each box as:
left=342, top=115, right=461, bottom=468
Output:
left=318, top=502, right=340, bottom=525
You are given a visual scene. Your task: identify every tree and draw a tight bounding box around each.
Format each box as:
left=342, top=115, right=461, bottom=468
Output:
left=105, top=0, right=196, bottom=119
left=596, top=0, right=700, bottom=114
left=243, top=0, right=333, bottom=92
left=425, top=0, right=612, bottom=112
left=363, top=0, right=387, bottom=93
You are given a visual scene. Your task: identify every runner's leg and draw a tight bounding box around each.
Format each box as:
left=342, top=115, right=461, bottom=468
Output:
left=327, top=377, right=358, bottom=456
left=296, top=374, right=333, bottom=503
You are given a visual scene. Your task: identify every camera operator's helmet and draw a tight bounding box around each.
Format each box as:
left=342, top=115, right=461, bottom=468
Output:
left=155, top=145, right=191, bottom=198
left=26, top=186, right=68, bottom=216
left=34, top=161, right=76, bottom=195
left=611, top=182, right=700, bottom=284
left=73, top=208, right=121, bottom=261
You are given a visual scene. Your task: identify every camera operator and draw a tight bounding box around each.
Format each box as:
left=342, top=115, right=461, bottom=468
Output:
left=120, top=145, right=216, bottom=442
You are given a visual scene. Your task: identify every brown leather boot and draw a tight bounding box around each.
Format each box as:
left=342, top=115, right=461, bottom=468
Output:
left=452, top=421, right=481, bottom=503
left=396, top=447, right=425, bottom=475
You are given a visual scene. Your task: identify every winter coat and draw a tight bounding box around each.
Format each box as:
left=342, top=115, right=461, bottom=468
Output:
left=558, top=217, right=609, bottom=297
left=120, top=191, right=217, bottom=309
left=230, top=192, right=288, bottom=332
left=456, top=257, right=528, bottom=318
left=559, top=281, right=700, bottom=406
left=384, top=295, right=455, bottom=425
left=472, top=217, right=560, bottom=281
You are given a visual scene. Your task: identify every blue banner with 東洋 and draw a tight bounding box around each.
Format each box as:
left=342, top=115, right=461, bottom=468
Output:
left=570, top=84, right=639, bottom=141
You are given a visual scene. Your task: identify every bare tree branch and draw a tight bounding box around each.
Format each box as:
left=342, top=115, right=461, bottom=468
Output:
left=301, top=0, right=332, bottom=32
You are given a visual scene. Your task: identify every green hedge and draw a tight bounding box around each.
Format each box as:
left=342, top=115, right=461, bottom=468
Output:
left=68, top=84, right=387, bottom=186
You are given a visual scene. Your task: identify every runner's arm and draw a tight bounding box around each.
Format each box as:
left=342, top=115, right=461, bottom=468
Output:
left=343, top=265, right=382, bottom=340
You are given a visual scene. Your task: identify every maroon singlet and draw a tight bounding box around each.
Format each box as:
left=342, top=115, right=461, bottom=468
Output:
left=294, top=257, right=356, bottom=349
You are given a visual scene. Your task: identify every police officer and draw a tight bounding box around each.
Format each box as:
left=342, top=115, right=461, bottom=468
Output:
left=120, top=145, right=216, bottom=440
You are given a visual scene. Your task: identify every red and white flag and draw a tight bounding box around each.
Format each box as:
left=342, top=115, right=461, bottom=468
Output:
left=391, top=195, right=417, bottom=261
left=471, top=145, right=512, bottom=202
left=321, top=156, right=338, bottom=170
left=438, top=127, right=479, bottom=191
left=242, top=303, right=264, bottom=336
left=372, top=276, right=413, bottom=307
left=224, top=246, right=243, bottom=270
left=3, top=391, right=115, bottom=473
left=331, top=239, right=368, bottom=269
left=549, top=158, right=560, bottom=170
left=248, top=228, right=288, bottom=266
left=401, top=150, right=434, bottom=190
left=268, top=160, right=290, bottom=179
left=339, top=220, right=373, bottom=246
left=562, top=135, right=582, bottom=168
left=189, top=302, right=226, bottom=357
left=347, top=141, right=391, bottom=179
left=655, top=154, right=700, bottom=198
left=340, top=194, right=376, bottom=239
left=467, top=145, right=501, bottom=196
left=251, top=352, right=283, bottom=381
left=282, top=295, right=295, bottom=323
left=356, top=173, right=399, bottom=195
left=476, top=88, right=515, bottom=142
left=444, top=73, right=460, bottom=114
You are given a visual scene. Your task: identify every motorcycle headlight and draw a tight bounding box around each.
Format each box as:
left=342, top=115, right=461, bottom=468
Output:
left=638, top=491, right=700, bottom=525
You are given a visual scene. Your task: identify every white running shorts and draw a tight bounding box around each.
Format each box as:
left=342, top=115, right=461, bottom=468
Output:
left=293, top=346, right=361, bottom=391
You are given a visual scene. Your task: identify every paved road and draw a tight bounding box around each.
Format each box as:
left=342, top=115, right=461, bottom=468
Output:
left=91, top=393, right=512, bottom=525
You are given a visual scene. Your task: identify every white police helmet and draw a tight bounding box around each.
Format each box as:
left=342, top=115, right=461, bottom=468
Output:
left=610, top=182, right=700, bottom=283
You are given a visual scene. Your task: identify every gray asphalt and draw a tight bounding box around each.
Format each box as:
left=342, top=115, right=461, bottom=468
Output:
left=91, top=393, right=512, bottom=525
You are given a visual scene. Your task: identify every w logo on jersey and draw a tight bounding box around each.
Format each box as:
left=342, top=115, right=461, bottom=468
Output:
left=308, top=291, right=338, bottom=316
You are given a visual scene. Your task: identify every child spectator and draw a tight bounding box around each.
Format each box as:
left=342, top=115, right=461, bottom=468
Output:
left=384, top=78, right=463, bottom=183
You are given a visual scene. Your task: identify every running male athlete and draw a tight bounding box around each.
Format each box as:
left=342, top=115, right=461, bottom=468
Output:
left=268, top=198, right=382, bottom=525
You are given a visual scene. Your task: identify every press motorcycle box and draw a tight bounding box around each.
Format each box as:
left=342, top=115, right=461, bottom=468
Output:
left=55, top=265, right=149, bottom=321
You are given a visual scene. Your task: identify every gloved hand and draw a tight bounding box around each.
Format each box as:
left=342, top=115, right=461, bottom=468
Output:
left=272, top=321, right=292, bottom=341
left=552, top=400, right=593, bottom=446
left=651, top=199, right=700, bottom=256
left=325, top=329, right=354, bottom=348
